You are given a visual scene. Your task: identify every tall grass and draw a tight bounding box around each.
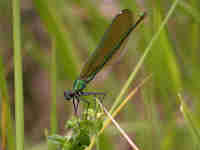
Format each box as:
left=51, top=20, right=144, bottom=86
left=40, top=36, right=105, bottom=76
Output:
left=12, top=0, right=24, bottom=149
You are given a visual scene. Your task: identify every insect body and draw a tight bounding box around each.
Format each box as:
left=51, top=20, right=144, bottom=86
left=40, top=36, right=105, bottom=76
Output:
left=64, top=9, right=146, bottom=113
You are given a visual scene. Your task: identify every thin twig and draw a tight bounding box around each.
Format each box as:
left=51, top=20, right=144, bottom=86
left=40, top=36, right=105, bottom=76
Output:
left=97, top=99, right=140, bottom=150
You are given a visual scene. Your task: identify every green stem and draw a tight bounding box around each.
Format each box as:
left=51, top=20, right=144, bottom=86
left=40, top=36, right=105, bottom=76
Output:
left=12, top=0, right=24, bottom=149
left=50, top=40, right=58, bottom=134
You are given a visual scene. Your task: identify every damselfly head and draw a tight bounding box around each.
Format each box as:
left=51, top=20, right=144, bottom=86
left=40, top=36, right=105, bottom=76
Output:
left=64, top=90, right=74, bottom=101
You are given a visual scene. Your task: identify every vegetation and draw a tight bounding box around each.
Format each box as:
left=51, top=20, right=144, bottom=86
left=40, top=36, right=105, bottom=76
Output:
left=0, top=0, right=200, bottom=150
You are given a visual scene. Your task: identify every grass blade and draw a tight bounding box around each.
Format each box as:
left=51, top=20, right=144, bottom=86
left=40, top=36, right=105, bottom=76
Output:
left=12, top=0, right=24, bottom=149
left=178, top=93, right=200, bottom=148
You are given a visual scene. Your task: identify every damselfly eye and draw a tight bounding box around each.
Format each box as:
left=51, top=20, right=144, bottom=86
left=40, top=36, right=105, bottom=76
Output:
left=64, top=91, right=74, bottom=101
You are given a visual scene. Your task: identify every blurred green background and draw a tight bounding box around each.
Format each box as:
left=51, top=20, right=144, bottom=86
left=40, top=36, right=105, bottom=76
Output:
left=1, top=0, right=200, bottom=150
